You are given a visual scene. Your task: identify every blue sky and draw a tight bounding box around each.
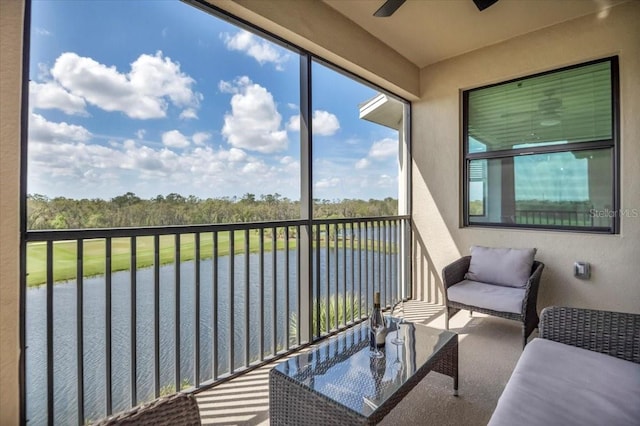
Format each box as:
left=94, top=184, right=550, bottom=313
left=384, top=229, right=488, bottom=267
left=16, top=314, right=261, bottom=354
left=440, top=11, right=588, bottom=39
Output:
left=28, top=0, right=401, bottom=201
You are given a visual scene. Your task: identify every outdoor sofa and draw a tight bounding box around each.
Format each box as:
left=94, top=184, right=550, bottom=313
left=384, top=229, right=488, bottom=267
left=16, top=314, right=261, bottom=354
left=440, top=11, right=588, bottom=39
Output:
left=488, top=306, right=640, bottom=426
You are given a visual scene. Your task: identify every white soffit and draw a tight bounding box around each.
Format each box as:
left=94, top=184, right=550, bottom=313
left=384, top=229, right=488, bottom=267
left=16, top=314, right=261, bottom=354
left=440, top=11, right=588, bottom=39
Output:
left=360, top=93, right=404, bottom=130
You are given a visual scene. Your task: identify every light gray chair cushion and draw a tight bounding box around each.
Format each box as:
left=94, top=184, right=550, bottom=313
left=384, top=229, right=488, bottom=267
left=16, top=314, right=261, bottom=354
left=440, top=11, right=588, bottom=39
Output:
left=446, top=279, right=525, bottom=314
left=488, top=338, right=640, bottom=426
left=465, top=246, right=536, bottom=288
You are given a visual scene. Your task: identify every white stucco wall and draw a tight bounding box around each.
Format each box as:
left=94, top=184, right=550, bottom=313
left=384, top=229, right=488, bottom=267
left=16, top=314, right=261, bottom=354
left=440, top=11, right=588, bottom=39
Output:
left=412, top=1, right=640, bottom=313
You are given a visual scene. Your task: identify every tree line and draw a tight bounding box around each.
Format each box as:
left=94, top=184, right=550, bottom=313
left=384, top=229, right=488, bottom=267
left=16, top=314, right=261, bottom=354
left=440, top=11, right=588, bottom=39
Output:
left=27, top=192, right=398, bottom=230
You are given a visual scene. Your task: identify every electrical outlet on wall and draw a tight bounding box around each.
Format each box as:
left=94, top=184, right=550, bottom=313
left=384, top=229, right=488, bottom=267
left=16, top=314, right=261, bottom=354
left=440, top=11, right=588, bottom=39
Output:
left=574, top=261, right=591, bottom=280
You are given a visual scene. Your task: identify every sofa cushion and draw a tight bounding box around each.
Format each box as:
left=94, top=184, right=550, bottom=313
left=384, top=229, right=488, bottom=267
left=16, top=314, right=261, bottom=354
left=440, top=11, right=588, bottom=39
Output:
left=447, top=279, right=525, bottom=314
left=488, top=338, right=640, bottom=426
left=465, top=246, right=536, bottom=288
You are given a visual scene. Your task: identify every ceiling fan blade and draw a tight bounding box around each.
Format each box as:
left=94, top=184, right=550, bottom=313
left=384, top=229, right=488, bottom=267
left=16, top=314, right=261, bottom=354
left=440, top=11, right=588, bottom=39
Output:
left=373, top=0, right=406, bottom=17
left=472, top=0, right=499, bottom=11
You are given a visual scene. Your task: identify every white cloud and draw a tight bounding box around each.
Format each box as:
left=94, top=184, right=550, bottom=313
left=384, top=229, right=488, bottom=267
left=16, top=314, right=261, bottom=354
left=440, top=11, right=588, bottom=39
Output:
left=127, top=51, right=199, bottom=107
left=316, top=177, right=341, bottom=189
left=312, top=110, right=340, bottom=136
left=286, top=110, right=339, bottom=136
left=28, top=114, right=118, bottom=182
left=355, top=158, right=370, bottom=169
left=286, top=115, right=300, bottom=132
left=280, top=156, right=299, bottom=173
left=218, top=79, right=236, bottom=94
left=162, top=130, right=190, bottom=148
left=179, top=108, right=198, bottom=120
left=36, top=63, right=51, bottom=81
left=220, top=76, right=288, bottom=154
left=242, top=160, right=269, bottom=175
left=376, top=174, right=396, bottom=187
left=355, top=137, right=397, bottom=169
left=35, top=28, right=51, bottom=36
left=27, top=113, right=303, bottom=200
left=368, top=138, right=397, bottom=159
left=129, top=144, right=166, bottom=172
left=48, top=51, right=202, bottom=119
left=29, top=81, right=88, bottom=115
left=29, top=113, right=92, bottom=144
left=226, top=147, right=247, bottom=162
left=135, top=129, right=146, bottom=139
left=192, top=132, right=211, bottom=146
left=222, top=30, right=289, bottom=70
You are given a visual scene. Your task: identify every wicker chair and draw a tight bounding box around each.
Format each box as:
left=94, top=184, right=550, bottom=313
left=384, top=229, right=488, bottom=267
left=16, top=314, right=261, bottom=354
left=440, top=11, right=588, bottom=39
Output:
left=442, top=256, right=544, bottom=348
left=94, top=392, right=201, bottom=426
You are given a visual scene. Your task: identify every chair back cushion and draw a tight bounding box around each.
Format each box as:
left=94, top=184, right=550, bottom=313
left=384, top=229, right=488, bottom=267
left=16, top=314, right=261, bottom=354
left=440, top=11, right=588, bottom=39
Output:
left=465, top=246, right=536, bottom=288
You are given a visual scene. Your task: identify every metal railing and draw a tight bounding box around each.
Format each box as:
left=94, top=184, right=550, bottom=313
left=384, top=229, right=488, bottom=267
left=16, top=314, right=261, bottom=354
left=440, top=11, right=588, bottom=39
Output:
left=24, top=216, right=410, bottom=425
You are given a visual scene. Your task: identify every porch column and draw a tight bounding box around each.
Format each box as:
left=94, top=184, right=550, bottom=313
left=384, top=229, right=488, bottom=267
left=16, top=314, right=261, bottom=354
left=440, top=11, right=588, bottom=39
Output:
left=299, top=55, right=312, bottom=344
left=0, top=0, right=25, bottom=424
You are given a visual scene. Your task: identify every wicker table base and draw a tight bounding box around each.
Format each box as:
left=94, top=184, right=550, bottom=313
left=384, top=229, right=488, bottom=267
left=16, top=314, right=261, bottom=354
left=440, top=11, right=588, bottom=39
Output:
left=270, top=322, right=458, bottom=426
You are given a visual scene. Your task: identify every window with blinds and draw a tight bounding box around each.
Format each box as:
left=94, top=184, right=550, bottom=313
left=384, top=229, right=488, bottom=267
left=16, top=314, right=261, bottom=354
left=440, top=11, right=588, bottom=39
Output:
left=462, top=57, right=619, bottom=233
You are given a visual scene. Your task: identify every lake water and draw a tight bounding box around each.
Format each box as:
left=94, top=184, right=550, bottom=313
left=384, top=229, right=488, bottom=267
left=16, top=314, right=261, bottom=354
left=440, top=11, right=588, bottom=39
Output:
left=26, top=247, right=391, bottom=425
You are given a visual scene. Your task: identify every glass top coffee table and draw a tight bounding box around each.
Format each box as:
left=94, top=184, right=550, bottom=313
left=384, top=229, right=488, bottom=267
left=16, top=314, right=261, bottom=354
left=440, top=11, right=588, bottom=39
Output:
left=269, top=321, right=458, bottom=425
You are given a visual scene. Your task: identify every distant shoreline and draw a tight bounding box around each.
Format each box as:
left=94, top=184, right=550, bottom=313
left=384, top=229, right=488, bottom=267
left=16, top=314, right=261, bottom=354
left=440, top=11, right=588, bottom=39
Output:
left=26, top=232, right=292, bottom=287
left=26, top=233, right=388, bottom=287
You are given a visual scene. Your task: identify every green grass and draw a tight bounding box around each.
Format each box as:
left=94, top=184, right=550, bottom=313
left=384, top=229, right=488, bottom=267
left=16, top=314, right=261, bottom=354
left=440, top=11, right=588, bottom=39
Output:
left=26, top=232, right=397, bottom=287
left=26, top=231, right=295, bottom=287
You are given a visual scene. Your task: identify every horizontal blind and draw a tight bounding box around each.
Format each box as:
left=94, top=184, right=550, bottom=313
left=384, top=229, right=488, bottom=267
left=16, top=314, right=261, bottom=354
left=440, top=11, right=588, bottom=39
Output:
left=468, top=61, right=612, bottom=151
left=469, top=159, right=486, bottom=181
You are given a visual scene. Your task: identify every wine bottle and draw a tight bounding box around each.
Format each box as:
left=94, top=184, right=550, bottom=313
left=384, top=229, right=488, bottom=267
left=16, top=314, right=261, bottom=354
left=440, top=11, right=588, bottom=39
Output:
left=369, top=291, right=386, bottom=349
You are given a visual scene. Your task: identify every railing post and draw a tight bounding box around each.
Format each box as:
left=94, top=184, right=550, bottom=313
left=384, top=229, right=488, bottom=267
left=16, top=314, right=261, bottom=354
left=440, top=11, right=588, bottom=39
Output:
left=174, top=234, right=181, bottom=393
left=194, top=232, right=200, bottom=388
left=129, top=237, right=136, bottom=407
left=244, top=229, right=250, bottom=366
left=299, top=54, right=312, bottom=344
left=153, top=235, right=160, bottom=398
left=105, top=237, right=113, bottom=416
left=46, top=241, right=54, bottom=426
left=402, top=218, right=412, bottom=301
left=77, top=239, right=85, bottom=425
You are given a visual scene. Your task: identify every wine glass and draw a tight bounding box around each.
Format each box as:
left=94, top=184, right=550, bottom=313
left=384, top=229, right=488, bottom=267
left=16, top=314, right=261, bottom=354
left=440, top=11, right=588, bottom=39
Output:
left=390, top=339, right=404, bottom=381
left=369, top=317, right=385, bottom=359
left=390, top=296, right=405, bottom=345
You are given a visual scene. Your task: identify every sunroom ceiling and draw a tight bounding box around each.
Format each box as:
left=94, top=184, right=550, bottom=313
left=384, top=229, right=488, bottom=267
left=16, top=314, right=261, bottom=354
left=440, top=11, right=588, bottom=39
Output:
left=323, top=0, right=628, bottom=68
